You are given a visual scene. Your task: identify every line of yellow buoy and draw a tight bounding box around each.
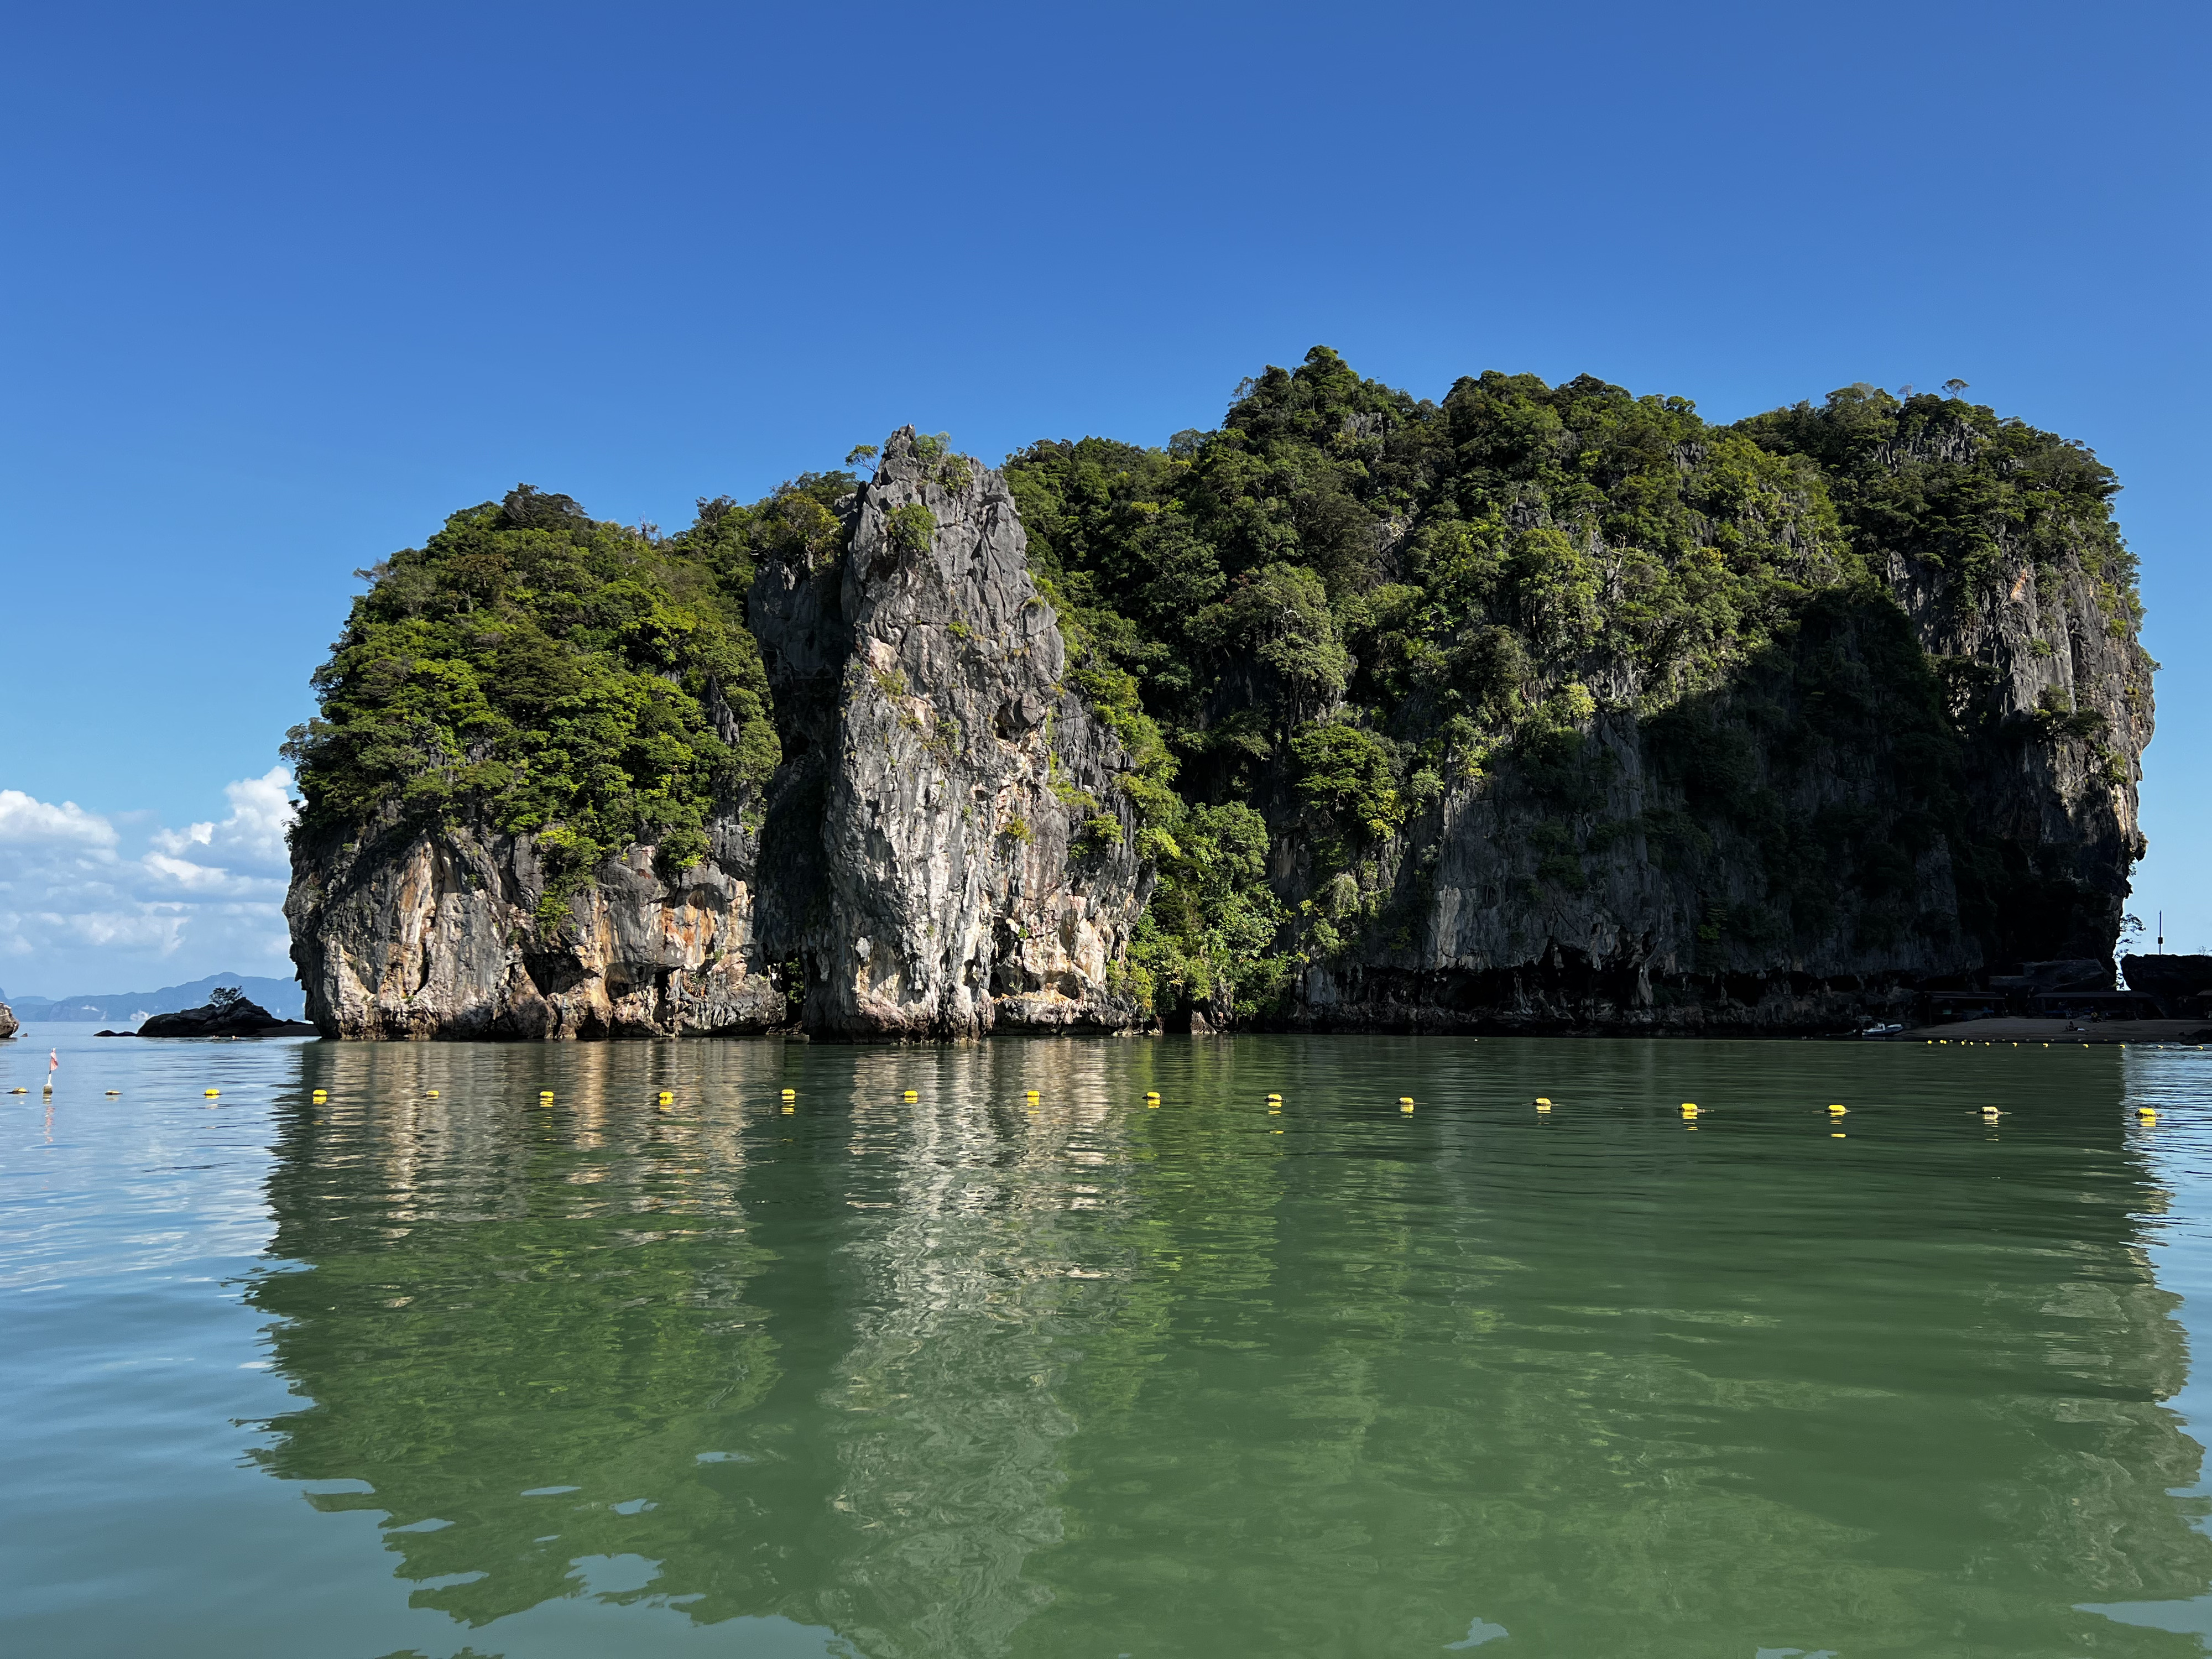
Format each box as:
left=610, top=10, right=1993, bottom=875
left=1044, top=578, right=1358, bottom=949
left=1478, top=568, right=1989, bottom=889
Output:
left=253, top=1077, right=2190, bottom=1131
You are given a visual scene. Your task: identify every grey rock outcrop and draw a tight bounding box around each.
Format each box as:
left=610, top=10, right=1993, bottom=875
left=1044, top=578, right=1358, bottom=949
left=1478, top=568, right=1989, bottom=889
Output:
left=284, top=409, right=2146, bottom=1041
left=749, top=429, right=1147, bottom=1037
left=0, top=1003, right=16, bottom=1041
left=288, top=814, right=785, bottom=1039
left=286, top=430, right=1147, bottom=1042
left=1284, top=516, right=2153, bottom=1034
left=138, top=997, right=316, bottom=1037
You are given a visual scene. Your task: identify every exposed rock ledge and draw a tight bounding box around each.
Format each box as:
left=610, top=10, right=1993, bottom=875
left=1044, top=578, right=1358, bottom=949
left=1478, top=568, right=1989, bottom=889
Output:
left=137, top=998, right=317, bottom=1037
left=746, top=426, right=1147, bottom=1037
left=286, top=821, right=785, bottom=1039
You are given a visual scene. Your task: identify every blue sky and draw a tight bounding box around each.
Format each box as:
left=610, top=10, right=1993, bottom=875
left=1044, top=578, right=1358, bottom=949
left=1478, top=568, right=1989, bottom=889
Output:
left=1, top=0, right=2205, bottom=996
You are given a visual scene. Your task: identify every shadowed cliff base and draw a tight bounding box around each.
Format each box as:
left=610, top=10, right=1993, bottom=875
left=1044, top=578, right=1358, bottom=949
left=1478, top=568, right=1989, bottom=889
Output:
left=1271, top=585, right=2138, bottom=1037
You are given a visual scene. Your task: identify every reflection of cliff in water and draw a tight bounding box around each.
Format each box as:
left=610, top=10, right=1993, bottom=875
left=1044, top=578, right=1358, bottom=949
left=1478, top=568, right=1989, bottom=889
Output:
left=246, top=1040, right=1165, bottom=1653
left=1021, top=1044, right=2212, bottom=1659
left=246, top=1039, right=2212, bottom=1657
left=249, top=1040, right=799, bottom=1627
left=780, top=1046, right=1133, bottom=1656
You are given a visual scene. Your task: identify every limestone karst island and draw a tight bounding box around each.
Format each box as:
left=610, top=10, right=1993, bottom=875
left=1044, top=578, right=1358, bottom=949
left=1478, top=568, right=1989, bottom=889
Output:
left=278, top=350, right=2154, bottom=1041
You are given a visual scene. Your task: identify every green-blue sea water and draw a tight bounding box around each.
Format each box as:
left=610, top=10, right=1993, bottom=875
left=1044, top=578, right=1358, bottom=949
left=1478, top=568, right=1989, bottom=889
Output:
left=8, top=1025, right=2212, bottom=1657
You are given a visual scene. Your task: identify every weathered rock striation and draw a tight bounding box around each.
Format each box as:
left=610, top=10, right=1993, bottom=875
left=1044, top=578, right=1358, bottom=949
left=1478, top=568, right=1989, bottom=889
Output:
left=1290, top=556, right=2152, bottom=1034
left=288, top=433, right=1146, bottom=1040
left=1284, top=490, right=2152, bottom=1034
left=288, top=801, right=785, bottom=1039
left=748, top=429, right=1147, bottom=1037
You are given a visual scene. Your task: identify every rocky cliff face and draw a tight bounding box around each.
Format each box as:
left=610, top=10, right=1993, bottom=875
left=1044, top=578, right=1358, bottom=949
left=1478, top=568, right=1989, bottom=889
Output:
left=286, top=803, right=785, bottom=1038
left=1288, top=521, right=2153, bottom=1034
left=0, top=1003, right=17, bottom=1041
left=748, top=429, right=1147, bottom=1037
left=286, top=371, right=2152, bottom=1041
left=289, top=431, right=1146, bottom=1040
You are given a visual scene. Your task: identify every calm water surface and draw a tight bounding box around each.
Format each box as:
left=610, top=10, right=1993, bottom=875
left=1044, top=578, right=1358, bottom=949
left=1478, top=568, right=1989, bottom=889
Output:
left=9, top=1026, right=2212, bottom=1657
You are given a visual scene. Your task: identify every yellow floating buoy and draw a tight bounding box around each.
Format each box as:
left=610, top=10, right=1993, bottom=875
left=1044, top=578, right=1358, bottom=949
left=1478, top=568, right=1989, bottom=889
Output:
left=2137, top=1108, right=2158, bottom=1124
left=205, top=1088, right=220, bottom=1098
left=1400, top=1097, right=1415, bottom=1113
left=903, top=1089, right=919, bottom=1102
left=1828, top=1103, right=1846, bottom=1115
left=1535, top=1096, right=1552, bottom=1106
left=1145, top=1091, right=1161, bottom=1104
left=105, top=1090, right=119, bottom=1096
left=1831, top=1131, right=1846, bottom=1139
left=658, top=1091, right=674, bottom=1104
left=1146, top=1097, right=1160, bottom=1108
left=426, top=1090, right=439, bottom=1098
left=1025, top=1089, right=1040, bottom=1100
left=8, top=1087, right=25, bottom=1094
left=1680, top=1102, right=1698, bottom=1118
left=781, top=1088, right=796, bottom=1099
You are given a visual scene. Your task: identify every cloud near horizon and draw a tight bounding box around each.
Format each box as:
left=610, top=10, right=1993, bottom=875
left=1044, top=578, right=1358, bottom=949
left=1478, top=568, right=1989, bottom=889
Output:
left=0, top=768, right=298, bottom=999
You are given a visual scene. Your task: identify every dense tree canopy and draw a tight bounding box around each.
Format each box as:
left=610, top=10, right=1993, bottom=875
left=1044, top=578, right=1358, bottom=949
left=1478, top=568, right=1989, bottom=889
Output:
left=1005, top=348, right=2136, bottom=1013
left=284, top=476, right=851, bottom=920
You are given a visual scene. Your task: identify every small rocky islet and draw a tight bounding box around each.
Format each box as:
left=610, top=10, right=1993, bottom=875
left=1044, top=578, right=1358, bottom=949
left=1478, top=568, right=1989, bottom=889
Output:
left=280, top=352, right=2154, bottom=1040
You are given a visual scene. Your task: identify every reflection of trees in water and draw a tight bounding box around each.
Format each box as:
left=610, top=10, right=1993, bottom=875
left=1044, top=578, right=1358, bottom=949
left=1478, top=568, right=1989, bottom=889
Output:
left=248, top=1037, right=2212, bottom=1657
left=252, top=1040, right=797, bottom=1627
left=248, top=1039, right=1169, bottom=1655
left=1015, top=1041, right=2212, bottom=1659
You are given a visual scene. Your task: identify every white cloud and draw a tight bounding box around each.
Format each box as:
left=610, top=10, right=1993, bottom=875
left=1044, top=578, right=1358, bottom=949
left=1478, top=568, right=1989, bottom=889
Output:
left=0, top=791, right=119, bottom=848
left=148, top=766, right=294, bottom=872
left=0, top=769, right=299, bottom=998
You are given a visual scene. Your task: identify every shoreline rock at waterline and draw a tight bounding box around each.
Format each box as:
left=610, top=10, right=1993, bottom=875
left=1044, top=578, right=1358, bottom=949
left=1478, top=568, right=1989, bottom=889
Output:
left=137, top=998, right=318, bottom=1038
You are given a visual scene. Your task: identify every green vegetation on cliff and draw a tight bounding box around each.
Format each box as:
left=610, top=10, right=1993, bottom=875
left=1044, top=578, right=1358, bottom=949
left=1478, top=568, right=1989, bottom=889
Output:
left=284, top=477, right=850, bottom=916
left=288, top=351, right=2140, bottom=1007
left=1740, top=382, right=2133, bottom=606
left=1006, top=349, right=2142, bottom=1015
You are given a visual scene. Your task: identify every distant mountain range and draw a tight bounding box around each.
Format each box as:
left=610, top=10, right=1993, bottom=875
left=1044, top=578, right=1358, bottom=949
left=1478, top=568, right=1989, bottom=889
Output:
left=1, top=973, right=305, bottom=1024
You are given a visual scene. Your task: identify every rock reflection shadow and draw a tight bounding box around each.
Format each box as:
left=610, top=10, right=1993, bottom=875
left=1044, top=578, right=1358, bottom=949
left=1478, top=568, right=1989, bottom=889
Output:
left=246, top=1036, right=2212, bottom=1657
